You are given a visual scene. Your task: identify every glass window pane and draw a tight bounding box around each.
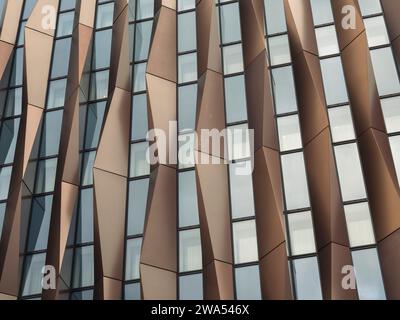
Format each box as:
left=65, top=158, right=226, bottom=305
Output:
left=179, top=171, right=199, bottom=228
left=73, top=246, right=94, bottom=288
left=235, top=265, right=262, bottom=300
left=370, top=47, right=400, bottom=96
left=4, top=87, right=22, bottom=117
left=57, top=11, right=74, bottom=37
left=227, top=124, right=251, bottom=161
left=178, top=84, right=197, bottom=132
left=310, top=0, right=333, bottom=25
left=334, top=143, right=366, bottom=201
left=35, top=158, right=58, bottom=194
left=288, top=211, right=316, bottom=256
left=272, top=66, right=297, bottom=114
left=223, top=44, right=243, bottom=75
left=51, top=38, right=71, bottom=79
left=178, top=0, right=195, bottom=12
left=135, top=20, right=153, bottom=61
left=40, top=110, right=63, bottom=157
left=320, top=57, right=348, bottom=105
left=364, top=16, right=389, bottom=47
left=47, top=79, right=67, bottom=109
left=132, top=94, right=148, bottom=140
left=127, top=178, right=149, bottom=236
left=292, top=257, right=323, bottom=300
left=0, top=119, right=20, bottom=165
left=315, top=25, right=339, bottom=56
left=125, top=238, right=142, bottom=280
left=229, top=161, right=255, bottom=219
left=71, top=290, right=93, bottom=301
left=224, top=75, right=248, bottom=124
left=390, top=135, right=400, bottom=185
left=23, top=0, right=37, bottom=20
left=178, top=132, right=195, bottom=169
left=179, top=273, right=203, bottom=300
left=81, top=151, right=96, bottom=186
left=328, top=105, right=355, bottom=143
left=137, top=0, right=154, bottom=20
left=344, top=202, right=375, bottom=247
left=178, top=11, right=196, bottom=52
left=277, top=115, right=302, bottom=151
left=10, top=48, right=23, bottom=87
left=22, top=253, right=46, bottom=297
left=220, top=3, right=241, bottom=44
left=179, top=229, right=202, bottom=272
left=281, top=152, right=310, bottom=210
left=85, top=101, right=106, bottom=149
left=133, top=62, right=147, bottom=92
left=77, top=188, right=94, bottom=244
left=264, top=0, right=287, bottom=34
left=233, top=220, right=258, bottom=264
left=381, top=97, right=400, bottom=133
left=96, top=3, right=114, bottom=28
left=358, top=0, right=382, bottom=16
left=178, top=53, right=197, bottom=84
left=90, top=70, right=109, bottom=100
left=268, top=35, right=291, bottom=66
left=124, top=282, right=141, bottom=300
left=60, top=0, right=76, bottom=11
left=27, top=196, right=53, bottom=252
left=130, top=142, right=150, bottom=178
left=0, top=166, right=12, bottom=201
left=93, top=29, right=112, bottom=69
left=352, top=248, right=386, bottom=300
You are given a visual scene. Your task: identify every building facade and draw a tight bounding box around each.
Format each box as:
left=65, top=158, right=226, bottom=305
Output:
left=0, top=0, right=400, bottom=300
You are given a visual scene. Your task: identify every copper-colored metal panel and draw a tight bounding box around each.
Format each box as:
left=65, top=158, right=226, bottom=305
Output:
left=196, top=0, right=221, bottom=76
left=24, top=28, right=54, bottom=110
left=331, top=0, right=364, bottom=51
left=292, top=52, right=329, bottom=145
left=284, top=0, right=318, bottom=58
left=155, top=0, right=176, bottom=12
left=195, top=70, right=226, bottom=159
left=76, top=0, right=96, bottom=29
left=146, top=74, right=177, bottom=166
left=109, top=4, right=131, bottom=93
left=141, top=166, right=177, bottom=272
left=259, top=243, right=293, bottom=300
left=239, top=0, right=266, bottom=68
left=93, top=168, right=127, bottom=281
left=0, top=293, right=17, bottom=300
left=340, top=32, right=386, bottom=135
left=358, top=129, right=400, bottom=241
left=243, top=30, right=278, bottom=152
left=253, top=147, right=285, bottom=256
left=318, top=243, right=358, bottom=300
left=140, top=264, right=177, bottom=300
left=304, top=129, right=350, bottom=248
left=147, top=6, right=176, bottom=83
left=195, top=155, right=232, bottom=266
left=102, top=277, right=123, bottom=301
left=0, top=41, right=13, bottom=81
left=25, top=0, right=59, bottom=36
left=203, top=260, right=234, bottom=300
left=379, top=0, right=400, bottom=42
left=94, top=88, right=130, bottom=177
left=0, top=0, right=24, bottom=44
left=286, top=1, right=353, bottom=299
left=377, top=229, right=400, bottom=300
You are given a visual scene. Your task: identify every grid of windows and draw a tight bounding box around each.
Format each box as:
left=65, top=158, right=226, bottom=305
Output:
left=123, top=0, right=154, bottom=300
left=264, top=0, right=322, bottom=300
left=19, top=0, right=77, bottom=300
left=68, top=0, right=114, bottom=300
left=177, top=0, right=203, bottom=300
left=218, top=0, right=261, bottom=300
left=310, top=0, right=386, bottom=300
